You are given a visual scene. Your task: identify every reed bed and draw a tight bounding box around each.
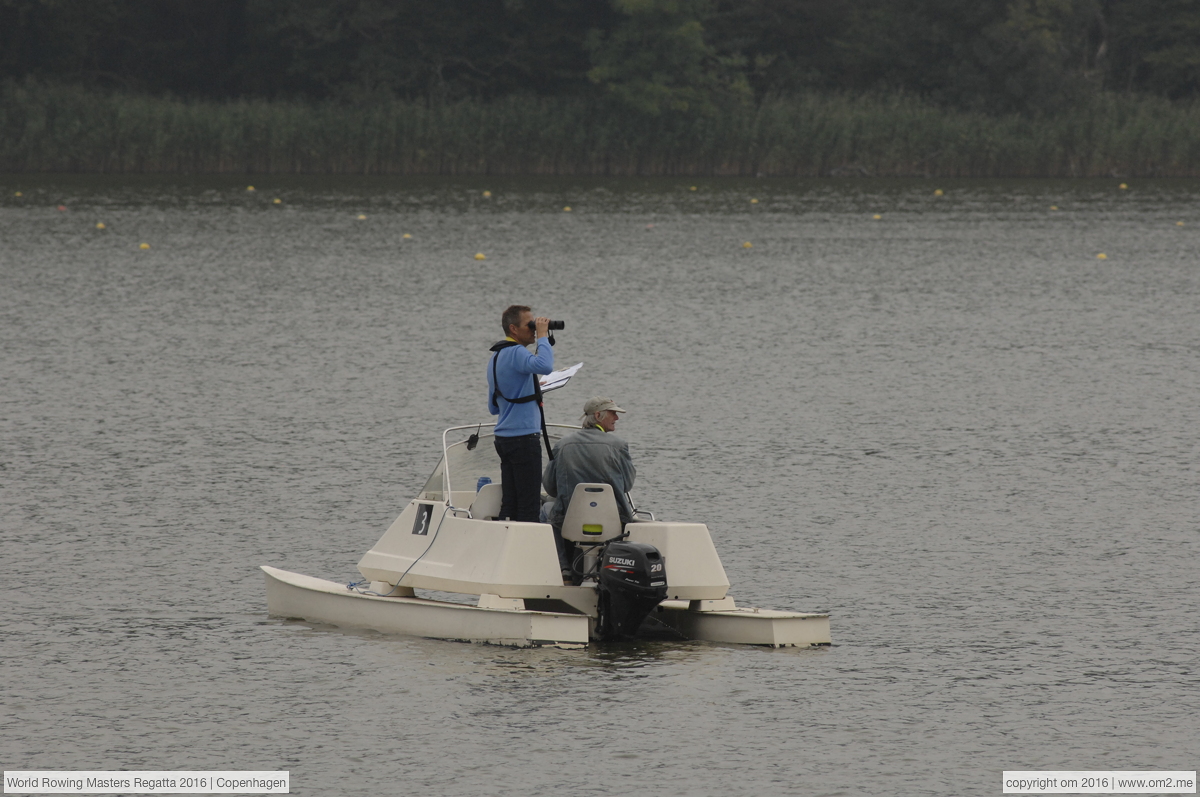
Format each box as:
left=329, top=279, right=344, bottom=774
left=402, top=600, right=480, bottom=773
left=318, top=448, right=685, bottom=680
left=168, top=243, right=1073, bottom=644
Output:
left=4, top=80, right=1200, bottom=176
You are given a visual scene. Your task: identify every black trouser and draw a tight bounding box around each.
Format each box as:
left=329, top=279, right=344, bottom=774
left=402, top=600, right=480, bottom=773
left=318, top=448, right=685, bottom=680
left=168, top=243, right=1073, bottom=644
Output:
left=494, top=433, right=542, bottom=523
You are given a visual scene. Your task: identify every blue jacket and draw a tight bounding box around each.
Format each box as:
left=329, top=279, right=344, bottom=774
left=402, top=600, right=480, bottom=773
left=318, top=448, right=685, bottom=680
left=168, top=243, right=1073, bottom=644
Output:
left=487, top=338, right=554, bottom=436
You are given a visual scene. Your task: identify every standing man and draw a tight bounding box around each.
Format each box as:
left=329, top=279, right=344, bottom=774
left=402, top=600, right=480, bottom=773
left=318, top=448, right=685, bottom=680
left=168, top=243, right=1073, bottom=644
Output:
left=487, top=305, right=554, bottom=522
left=542, top=397, right=636, bottom=573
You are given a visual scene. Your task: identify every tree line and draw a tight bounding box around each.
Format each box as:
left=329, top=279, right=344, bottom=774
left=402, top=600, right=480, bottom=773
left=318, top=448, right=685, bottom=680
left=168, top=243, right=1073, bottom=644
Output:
left=3, top=0, right=1200, bottom=118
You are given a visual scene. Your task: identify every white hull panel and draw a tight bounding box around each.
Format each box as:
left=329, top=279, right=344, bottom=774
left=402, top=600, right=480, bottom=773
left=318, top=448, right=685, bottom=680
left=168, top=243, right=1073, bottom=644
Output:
left=262, top=566, right=589, bottom=648
left=654, top=600, right=831, bottom=648
left=263, top=567, right=828, bottom=648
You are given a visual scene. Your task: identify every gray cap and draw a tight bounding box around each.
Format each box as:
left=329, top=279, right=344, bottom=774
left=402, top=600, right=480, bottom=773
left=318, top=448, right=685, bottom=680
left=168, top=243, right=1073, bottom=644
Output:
left=583, top=396, right=626, bottom=415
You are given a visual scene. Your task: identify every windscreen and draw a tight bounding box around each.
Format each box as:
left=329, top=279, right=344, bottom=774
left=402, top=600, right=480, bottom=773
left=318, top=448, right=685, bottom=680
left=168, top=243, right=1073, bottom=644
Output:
left=417, top=426, right=575, bottom=500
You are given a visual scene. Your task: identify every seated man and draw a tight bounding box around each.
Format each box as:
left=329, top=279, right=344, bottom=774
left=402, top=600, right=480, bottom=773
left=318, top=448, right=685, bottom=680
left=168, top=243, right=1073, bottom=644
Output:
left=542, top=397, right=636, bottom=577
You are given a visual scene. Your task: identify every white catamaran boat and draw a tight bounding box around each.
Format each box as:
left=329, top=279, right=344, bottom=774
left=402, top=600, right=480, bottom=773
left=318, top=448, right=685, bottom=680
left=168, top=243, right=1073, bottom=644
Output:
left=263, top=423, right=831, bottom=648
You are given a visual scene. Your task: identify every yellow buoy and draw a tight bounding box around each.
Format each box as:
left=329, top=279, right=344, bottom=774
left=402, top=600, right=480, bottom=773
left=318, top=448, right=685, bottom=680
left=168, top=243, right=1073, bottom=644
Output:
left=357, top=214, right=367, bottom=220
left=482, top=191, right=492, bottom=198
left=474, top=252, right=486, bottom=260
left=934, top=189, right=944, bottom=196
left=1097, top=253, right=1108, bottom=260
left=95, top=222, right=106, bottom=229
left=14, top=192, right=22, bottom=197
left=1177, top=221, right=1185, bottom=227
left=689, top=186, right=697, bottom=191
left=743, top=242, right=753, bottom=249
left=273, top=198, right=282, bottom=204
left=403, top=233, right=412, bottom=239
left=750, top=198, right=758, bottom=204
left=873, top=214, right=882, bottom=220
left=139, top=243, right=150, bottom=250
left=563, top=206, right=572, bottom=212
left=1119, top=183, right=1128, bottom=190
left=1050, top=206, right=1059, bottom=211
left=247, top=186, right=255, bottom=192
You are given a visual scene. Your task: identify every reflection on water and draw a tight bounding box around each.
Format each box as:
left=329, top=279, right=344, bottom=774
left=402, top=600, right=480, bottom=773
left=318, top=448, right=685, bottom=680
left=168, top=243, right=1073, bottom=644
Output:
left=2, top=175, right=1198, bottom=796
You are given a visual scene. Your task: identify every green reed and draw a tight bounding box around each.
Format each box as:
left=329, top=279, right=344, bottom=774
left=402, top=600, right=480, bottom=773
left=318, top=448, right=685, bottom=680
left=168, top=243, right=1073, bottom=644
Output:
left=3, top=79, right=1200, bottom=176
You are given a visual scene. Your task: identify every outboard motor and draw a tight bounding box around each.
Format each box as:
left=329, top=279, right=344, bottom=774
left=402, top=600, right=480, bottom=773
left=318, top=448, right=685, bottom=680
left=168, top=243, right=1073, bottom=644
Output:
left=596, top=541, right=667, bottom=641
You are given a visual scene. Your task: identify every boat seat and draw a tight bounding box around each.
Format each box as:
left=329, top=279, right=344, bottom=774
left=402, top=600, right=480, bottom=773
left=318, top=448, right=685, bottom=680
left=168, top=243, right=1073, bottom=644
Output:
left=561, top=483, right=624, bottom=543
left=471, top=482, right=504, bottom=520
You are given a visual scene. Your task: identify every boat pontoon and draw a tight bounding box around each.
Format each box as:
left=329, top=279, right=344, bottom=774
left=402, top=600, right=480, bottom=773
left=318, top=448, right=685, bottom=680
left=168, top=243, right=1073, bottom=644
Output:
left=263, top=424, right=830, bottom=648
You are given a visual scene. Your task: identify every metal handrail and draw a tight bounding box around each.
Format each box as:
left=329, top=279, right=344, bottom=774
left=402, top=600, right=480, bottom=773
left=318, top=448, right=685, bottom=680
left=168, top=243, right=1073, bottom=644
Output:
left=631, top=506, right=656, bottom=522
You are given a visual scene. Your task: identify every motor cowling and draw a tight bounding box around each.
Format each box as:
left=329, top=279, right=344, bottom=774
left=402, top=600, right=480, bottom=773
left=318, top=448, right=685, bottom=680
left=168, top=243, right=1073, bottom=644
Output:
left=596, top=541, right=667, bottom=641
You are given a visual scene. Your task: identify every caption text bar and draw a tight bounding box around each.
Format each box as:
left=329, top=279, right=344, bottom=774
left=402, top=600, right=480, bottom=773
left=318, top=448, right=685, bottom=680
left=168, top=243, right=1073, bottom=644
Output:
left=1004, top=771, right=1196, bottom=794
left=4, top=772, right=289, bottom=794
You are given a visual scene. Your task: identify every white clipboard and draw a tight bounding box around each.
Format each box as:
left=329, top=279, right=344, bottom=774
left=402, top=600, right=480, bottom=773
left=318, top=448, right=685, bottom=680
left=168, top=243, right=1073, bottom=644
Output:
left=540, top=362, right=583, bottom=392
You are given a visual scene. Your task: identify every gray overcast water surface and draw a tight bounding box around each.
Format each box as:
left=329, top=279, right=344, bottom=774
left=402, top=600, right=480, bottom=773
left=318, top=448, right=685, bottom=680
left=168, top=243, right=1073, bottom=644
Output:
left=2, top=175, right=1197, bottom=796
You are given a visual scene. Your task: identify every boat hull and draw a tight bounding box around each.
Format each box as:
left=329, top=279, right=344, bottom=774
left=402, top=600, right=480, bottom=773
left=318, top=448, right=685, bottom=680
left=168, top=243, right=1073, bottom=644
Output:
left=653, top=600, right=831, bottom=648
left=262, top=566, right=590, bottom=648
left=263, top=567, right=829, bottom=648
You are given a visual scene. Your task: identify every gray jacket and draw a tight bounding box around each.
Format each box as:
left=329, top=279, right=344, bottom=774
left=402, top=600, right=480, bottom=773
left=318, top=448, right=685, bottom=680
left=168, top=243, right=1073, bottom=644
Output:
left=542, top=426, right=636, bottom=529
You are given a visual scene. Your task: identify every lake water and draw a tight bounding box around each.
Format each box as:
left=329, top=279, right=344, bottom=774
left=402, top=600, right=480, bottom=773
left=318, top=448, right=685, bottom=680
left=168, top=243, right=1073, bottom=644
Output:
left=2, top=175, right=1197, bottom=796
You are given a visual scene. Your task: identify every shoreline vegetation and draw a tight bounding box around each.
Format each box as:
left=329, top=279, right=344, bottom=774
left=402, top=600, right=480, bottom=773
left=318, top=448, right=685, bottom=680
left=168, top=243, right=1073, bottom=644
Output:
left=4, top=81, right=1200, bottom=178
